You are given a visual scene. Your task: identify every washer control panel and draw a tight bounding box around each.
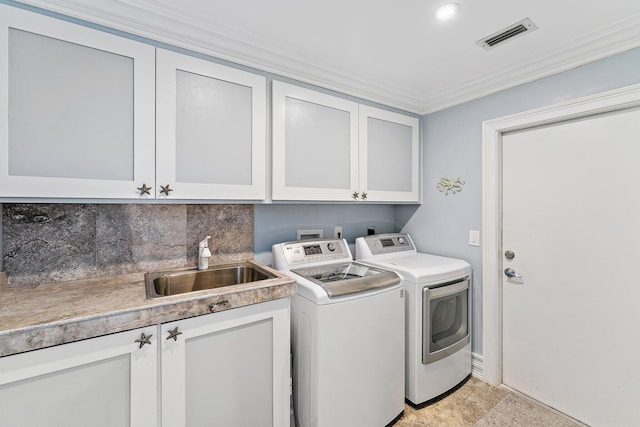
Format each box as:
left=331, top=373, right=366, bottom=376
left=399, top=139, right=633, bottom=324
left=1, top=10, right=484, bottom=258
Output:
left=359, top=233, right=415, bottom=255
left=275, top=238, right=351, bottom=267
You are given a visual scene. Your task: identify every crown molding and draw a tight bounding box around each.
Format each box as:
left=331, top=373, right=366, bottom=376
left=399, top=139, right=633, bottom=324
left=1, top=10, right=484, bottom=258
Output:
left=13, top=0, right=426, bottom=113
left=420, top=13, right=640, bottom=114
left=13, top=0, right=640, bottom=115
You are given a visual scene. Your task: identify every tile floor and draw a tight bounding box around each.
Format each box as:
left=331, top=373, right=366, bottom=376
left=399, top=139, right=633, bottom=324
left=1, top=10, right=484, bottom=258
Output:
left=393, top=376, right=584, bottom=427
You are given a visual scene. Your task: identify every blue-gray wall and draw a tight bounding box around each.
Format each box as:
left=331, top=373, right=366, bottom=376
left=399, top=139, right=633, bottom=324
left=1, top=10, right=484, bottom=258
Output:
left=396, top=47, right=640, bottom=355
left=254, top=204, right=397, bottom=262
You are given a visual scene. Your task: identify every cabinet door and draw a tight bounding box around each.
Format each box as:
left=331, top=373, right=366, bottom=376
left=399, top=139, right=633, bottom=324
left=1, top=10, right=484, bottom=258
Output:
left=359, top=105, right=420, bottom=202
left=272, top=81, right=359, bottom=201
left=156, top=49, right=266, bottom=200
left=161, top=298, right=290, bottom=427
left=0, top=327, right=158, bottom=427
left=0, top=5, right=155, bottom=199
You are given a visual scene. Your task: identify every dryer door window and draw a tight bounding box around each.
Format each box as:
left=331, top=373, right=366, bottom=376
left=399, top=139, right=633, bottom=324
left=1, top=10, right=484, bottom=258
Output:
left=422, top=277, right=470, bottom=364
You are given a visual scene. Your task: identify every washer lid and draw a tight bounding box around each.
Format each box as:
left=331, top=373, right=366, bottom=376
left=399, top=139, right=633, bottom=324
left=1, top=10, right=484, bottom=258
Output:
left=374, top=253, right=470, bottom=283
left=292, top=262, right=400, bottom=298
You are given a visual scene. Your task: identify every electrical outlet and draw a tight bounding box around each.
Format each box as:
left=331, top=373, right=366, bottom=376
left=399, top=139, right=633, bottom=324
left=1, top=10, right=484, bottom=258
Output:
left=334, top=226, right=343, bottom=239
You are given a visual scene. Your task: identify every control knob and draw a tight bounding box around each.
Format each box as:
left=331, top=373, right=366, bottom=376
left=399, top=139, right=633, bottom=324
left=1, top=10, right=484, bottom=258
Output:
left=398, top=237, right=405, bottom=245
left=327, top=242, right=336, bottom=252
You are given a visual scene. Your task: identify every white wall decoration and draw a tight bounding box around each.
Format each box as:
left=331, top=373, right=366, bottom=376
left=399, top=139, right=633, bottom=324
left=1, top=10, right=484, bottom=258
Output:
left=437, top=176, right=465, bottom=195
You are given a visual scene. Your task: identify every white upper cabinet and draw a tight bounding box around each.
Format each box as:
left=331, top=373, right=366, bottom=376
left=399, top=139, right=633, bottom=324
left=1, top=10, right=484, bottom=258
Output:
left=0, top=6, right=266, bottom=202
left=272, top=81, right=359, bottom=201
left=156, top=49, right=266, bottom=200
left=359, top=105, right=420, bottom=203
left=272, top=81, right=420, bottom=203
left=0, top=4, right=155, bottom=199
left=0, top=4, right=417, bottom=203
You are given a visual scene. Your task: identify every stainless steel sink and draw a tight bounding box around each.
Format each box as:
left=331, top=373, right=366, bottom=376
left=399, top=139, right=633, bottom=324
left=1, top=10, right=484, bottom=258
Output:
left=145, top=261, right=276, bottom=298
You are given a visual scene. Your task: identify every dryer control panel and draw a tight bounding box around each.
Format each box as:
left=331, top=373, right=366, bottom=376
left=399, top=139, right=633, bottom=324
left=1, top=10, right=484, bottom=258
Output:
left=356, top=233, right=416, bottom=256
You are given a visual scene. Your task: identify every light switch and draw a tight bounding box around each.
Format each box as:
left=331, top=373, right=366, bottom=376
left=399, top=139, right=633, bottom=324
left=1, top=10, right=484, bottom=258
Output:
left=469, top=230, right=480, bottom=247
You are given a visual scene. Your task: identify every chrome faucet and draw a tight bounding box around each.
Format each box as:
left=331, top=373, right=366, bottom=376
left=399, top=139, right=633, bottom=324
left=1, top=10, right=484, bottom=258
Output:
left=198, top=236, right=212, bottom=270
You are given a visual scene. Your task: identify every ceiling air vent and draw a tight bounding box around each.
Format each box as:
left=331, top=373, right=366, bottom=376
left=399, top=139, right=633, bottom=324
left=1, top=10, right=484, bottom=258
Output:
left=477, top=18, right=537, bottom=50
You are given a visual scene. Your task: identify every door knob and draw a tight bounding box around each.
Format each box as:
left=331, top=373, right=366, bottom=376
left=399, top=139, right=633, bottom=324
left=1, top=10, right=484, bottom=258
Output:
left=504, top=268, right=523, bottom=279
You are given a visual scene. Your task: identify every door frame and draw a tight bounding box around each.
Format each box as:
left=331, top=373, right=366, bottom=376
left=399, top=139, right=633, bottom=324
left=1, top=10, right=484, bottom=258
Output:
left=481, top=83, right=640, bottom=386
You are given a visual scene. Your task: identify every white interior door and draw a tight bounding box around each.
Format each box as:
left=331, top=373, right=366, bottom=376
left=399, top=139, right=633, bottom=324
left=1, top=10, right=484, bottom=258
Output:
left=501, top=107, right=640, bottom=426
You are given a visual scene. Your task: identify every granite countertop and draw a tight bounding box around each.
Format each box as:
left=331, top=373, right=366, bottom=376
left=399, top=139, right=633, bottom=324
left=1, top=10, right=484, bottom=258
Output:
left=0, top=261, right=296, bottom=357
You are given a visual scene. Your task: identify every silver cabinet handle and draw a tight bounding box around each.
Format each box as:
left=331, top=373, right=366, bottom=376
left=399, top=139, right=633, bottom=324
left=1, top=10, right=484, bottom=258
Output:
left=137, top=183, right=152, bottom=196
left=166, top=327, right=183, bottom=342
left=361, top=192, right=368, bottom=201
left=160, top=184, right=173, bottom=196
left=352, top=191, right=360, bottom=200
left=504, top=268, right=523, bottom=279
left=135, top=332, right=152, bottom=348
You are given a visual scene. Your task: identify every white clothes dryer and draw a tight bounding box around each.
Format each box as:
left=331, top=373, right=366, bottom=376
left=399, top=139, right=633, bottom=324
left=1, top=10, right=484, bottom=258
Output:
left=273, top=238, right=405, bottom=427
left=356, top=233, right=472, bottom=405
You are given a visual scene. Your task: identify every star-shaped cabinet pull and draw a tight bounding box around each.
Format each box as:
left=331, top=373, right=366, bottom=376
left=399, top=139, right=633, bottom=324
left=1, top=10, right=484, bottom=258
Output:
left=160, top=184, right=173, bottom=196
left=135, top=332, right=152, bottom=349
left=137, top=183, right=152, bottom=196
left=166, top=327, right=183, bottom=342
left=361, top=192, right=368, bottom=201
left=352, top=191, right=360, bottom=200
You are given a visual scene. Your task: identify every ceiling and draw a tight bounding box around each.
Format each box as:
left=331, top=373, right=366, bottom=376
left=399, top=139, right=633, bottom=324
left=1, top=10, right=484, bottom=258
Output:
left=19, top=0, right=640, bottom=114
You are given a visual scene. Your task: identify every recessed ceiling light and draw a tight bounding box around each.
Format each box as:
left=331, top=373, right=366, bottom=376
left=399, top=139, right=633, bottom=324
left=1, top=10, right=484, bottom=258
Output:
left=434, top=3, right=460, bottom=21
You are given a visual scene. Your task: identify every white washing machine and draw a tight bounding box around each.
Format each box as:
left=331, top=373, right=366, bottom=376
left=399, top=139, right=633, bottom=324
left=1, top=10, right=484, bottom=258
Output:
left=273, top=238, right=405, bottom=427
left=356, top=233, right=471, bottom=406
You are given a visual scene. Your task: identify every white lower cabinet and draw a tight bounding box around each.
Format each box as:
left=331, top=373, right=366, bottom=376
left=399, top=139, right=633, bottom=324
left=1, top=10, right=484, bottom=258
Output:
left=0, top=326, right=158, bottom=427
left=0, top=298, right=290, bottom=427
left=161, top=298, right=291, bottom=427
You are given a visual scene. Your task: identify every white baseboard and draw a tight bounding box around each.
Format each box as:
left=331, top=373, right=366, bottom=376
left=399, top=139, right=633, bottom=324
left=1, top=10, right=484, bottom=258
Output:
left=472, top=352, right=483, bottom=380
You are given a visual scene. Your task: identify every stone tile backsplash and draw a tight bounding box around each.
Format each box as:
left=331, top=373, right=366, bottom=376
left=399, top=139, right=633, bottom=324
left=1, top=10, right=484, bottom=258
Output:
left=2, top=204, right=254, bottom=287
